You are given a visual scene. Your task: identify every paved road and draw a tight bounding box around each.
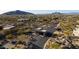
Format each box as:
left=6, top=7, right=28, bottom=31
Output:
left=29, top=22, right=59, bottom=49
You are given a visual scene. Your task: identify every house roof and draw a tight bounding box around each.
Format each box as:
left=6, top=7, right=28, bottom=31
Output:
left=17, top=18, right=28, bottom=21
left=3, top=25, right=15, bottom=30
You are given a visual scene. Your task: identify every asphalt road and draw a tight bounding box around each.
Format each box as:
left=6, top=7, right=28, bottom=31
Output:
left=30, top=22, right=58, bottom=49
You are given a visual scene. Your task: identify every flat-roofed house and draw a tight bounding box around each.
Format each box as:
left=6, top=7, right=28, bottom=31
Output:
left=17, top=18, right=28, bottom=22
left=3, top=25, right=15, bottom=30
left=73, top=25, right=79, bottom=36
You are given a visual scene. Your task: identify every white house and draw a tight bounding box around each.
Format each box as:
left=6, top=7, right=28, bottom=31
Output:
left=73, top=25, right=79, bottom=36
left=17, top=18, right=28, bottom=22
left=3, top=25, right=15, bottom=30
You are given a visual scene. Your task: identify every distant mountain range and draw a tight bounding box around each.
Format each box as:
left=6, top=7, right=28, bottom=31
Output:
left=66, top=12, right=79, bottom=14
left=2, top=10, right=33, bottom=15
left=1, top=10, right=79, bottom=15
left=52, top=12, right=79, bottom=15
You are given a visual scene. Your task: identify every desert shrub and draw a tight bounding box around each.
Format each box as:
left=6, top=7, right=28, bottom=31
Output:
left=0, top=34, right=5, bottom=40
left=6, top=34, right=15, bottom=39
left=0, top=44, right=5, bottom=49
left=51, top=43, right=60, bottom=49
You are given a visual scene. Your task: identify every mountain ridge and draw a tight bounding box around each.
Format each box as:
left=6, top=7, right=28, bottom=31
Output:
left=1, top=10, right=33, bottom=15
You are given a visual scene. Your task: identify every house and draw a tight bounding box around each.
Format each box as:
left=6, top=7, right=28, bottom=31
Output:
left=73, top=25, right=79, bottom=36
left=17, top=18, right=28, bottom=22
left=34, top=20, right=59, bottom=37
left=36, top=27, right=42, bottom=31
left=3, top=25, right=15, bottom=30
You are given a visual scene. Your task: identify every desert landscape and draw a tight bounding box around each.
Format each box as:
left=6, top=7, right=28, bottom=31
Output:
left=0, top=10, right=79, bottom=49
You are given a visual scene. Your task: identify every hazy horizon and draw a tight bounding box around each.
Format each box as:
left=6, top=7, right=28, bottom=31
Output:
left=1, top=10, right=79, bottom=14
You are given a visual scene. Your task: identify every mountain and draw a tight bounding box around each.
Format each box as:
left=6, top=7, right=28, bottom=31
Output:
left=52, top=12, right=79, bottom=15
left=67, top=12, right=79, bottom=15
left=2, top=10, right=33, bottom=15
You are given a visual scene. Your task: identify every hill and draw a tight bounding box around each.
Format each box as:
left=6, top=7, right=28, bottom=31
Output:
left=2, top=10, right=33, bottom=15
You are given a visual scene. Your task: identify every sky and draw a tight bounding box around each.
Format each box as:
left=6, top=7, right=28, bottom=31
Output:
left=0, top=0, right=79, bottom=14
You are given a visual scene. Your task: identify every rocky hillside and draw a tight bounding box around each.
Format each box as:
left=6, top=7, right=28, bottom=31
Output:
left=1, top=10, right=33, bottom=15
